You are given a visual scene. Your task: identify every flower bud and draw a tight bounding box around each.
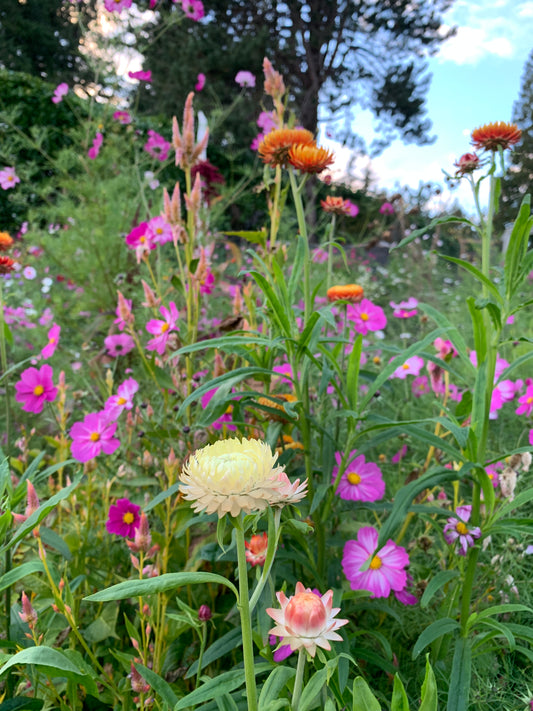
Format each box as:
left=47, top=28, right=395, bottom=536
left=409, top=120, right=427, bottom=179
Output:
left=198, top=604, right=212, bottom=621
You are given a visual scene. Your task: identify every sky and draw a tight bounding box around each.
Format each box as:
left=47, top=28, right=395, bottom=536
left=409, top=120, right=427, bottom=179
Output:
left=323, top=0, right=533, bottom=215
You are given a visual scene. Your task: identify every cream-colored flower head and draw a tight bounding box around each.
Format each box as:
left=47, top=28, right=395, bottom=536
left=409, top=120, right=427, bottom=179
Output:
left=179, top=438, right=307, bottom=518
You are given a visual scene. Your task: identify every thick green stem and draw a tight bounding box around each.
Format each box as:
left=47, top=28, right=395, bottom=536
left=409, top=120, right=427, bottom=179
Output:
left=326, top=215, right=337, bottom=291
left=235, top=524, right=258, bottom=711
left=288, top=169, right=311, bottom=323
left=292, top=649, right=307, bottom=711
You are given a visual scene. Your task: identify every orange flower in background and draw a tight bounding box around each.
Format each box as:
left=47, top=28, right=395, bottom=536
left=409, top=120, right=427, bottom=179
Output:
left=471, top=122, right=521, bottom=151
left=327, top=284, right=364, bottom=303
left=0, top=232, right=13, bottom=251
left=257, top=393, right=298, bottom=421
left=288, top=143, right=334, bottom=174
left=258, top=128, right=314, bottom=167
left=320, top=196, right=351, bottom=215
left=245, top=532, right=269, bottom=567
left=0, top=256, right=15, bottom=274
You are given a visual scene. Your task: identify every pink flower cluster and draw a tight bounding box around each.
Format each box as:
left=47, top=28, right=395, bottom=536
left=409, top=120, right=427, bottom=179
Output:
left=146, top=302, right=180, bottom=355
left=144, top=130, right=170, bottom=162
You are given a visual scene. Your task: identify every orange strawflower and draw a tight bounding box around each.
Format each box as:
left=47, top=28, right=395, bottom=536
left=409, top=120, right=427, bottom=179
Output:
left=0, top=232, right=13, bottom=252
left=258, top=128, right=314, bottom=167
left=471, top=122, right=521, bottom=151
left=320, top=196, right=352, bottom=215
left=0, top=256, right=15, bottom=274
left=257, top=393, right=298, bottom=421
left=327, top=284, right=364, bottom=303
left=288, top=143, right=335, bottom=174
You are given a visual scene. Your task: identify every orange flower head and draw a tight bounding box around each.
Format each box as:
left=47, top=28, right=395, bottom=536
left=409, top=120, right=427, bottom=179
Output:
left=471, top=122, right=521, bottom=151
left=288, top=143, right=335, bottom=174
left=327, top=284, right=364, bottom=304
left=257, top=393, right=297, bottom=421
left=320, top=196, right=352, bottom=216
left=0, top=232, right=13, bottom=252
left=0, top=256, right=15, bottom=274
left=258, top=128, right=314, bottom=167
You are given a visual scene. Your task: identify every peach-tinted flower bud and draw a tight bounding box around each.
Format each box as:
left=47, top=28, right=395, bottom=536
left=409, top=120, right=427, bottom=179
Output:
left=127, top=512, right=152, bottom=554
left=172, top=93, right=210, bottom=170
left=117, top=290, right=134, bottom=326
left=185, top=172, right=202, bottom=219
left=454, top=152, right=480, bottom=176
left=131, top=637, right=140, bottom=650
left=245, top=532, right=268, bottom=566
left=232, top=286, right=243, bottom=316
left=129, top=663, right=150, bottom=694
left=19, top=592, right=38, bottom=627
left=13, top=481, right=40, bottom=524
left=163, top=182, right=183, bottom=225
left=198, top=604, right=212, bottom=621
left=213, top=352, right=225, bottom=378
left=141, top=280, right=161, bottom=308
left=142, top=604, right=150, bottom=616
left=263, top=58, right=286, bottom=107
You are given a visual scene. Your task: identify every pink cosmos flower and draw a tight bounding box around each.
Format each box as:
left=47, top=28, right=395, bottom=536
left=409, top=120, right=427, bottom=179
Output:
left=180, top=0, right=204, bottom=21
left=104, top=0, right=132, bottom=11
left=333, top=451, right=385, bottom=502
left=70, top=411, right=121, bottom=462
left=125, top=222, right=156, bottom=263
left=195, top=73, right=206, bottom=91
left=0, top=167, right=20, bottom=190
left=390, top=297, right=418, bottom=318
left=235, top=71, right=256, bottom=88
left=200, top=388, right=237, bottom=431
left=146, top=216, right=173, bottom=245
left=390, top=355, right=424, bottom=380
left=516, top=379, right=533, bottom=417
left=245, top=532, right=268, bottom=566
left=41, top=323, right=60, bottom=359
left=485, top=462, right=503, bottom=489
left=87, top=132, right=103, bottom=160
left=106, top=498, right=141, bottom=538
left=144, top=129, right=170, bottom=162
left=443, top=505, right=481, bottom=556
left=146, top=302, right=179, bottom=355
left=52, top=82, right=68, bottom=104
left=128, top=69, right=152, bottom=81
left=391, top=445, right=408, bottom=463
left=104, top=333, right=135, bottom=357
left=342, top=526, right=410, bottom=599
left=379, top=202, right=394, bottom=215
left=530, top=429, right=533, bottom=447
left=113, top=110, right=132, bottom=124
left=412, top=375, right=430, bottom=397
left=345, top=200, right=359, bottom=217
left=434, top=337, right=457, bottom=360
left=266, top=582, right=348, bottom=658
left=104, top=377, right=139, bottom=420
left=347, top=299, right=387, bottom=335
left=15, top=365, right=58, bottom=414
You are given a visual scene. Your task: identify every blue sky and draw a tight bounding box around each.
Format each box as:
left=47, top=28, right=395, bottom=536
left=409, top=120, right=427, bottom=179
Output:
left=324, top=0, right=533, bottom=215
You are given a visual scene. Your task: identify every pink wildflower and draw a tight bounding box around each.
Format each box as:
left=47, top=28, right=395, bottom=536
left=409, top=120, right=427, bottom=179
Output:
left=51, top=83, right=68, bottom=104
left=104, top=333, right=135, bottom=357
left=516, top=379, right=533, bottom=417
left=40, top=323, right=61, bottom=359
left=379, top=202, right=394, bottom=215
left=347, top=299, right=387, bottom=335
left=15, top=365, right=57, bottom=414
left=390, top=297, right=418, bottom=318
left=113, top=110, right=132, bottom=124
left=180, top=0, right=204, bottom=20
left=104, top=0, right=132, bottom=11
left=144, top=129, right=170, bottom=162
left=390, top=355, right=424, bottom=380
left=195, top=73, right=206, bottom=91
left=104, top=377, right=139, bottom=420
left=87, top=132, right=103, bottom=160
left=235, top=71, right=256, bottom=88
left=345, top=200, right=359, bottom=217
left=342, top=526, right=410, bottom=599
left=412, top=375, right=430, bottom=397
left=443, top=505, right=481, bottom=556
left=146, top=302, right=179, bottom=355
left=146, top=216, right=173, bottom=246
left=70, top=411, right=121, bottom=462
left=434, top=337, right=457, bottom=360
left=200, top=388, right=236, bottom=431
left=106, top=498, right=141, bottom=538
left=333, top=451, right=385, bottom=502
left=125, top=222, right=155, bottom=262
left=12, top=480, right=40, bottom=524
left=128, top=69, right=151, bottom=81
left=0, top=167, right=20, bottom=190
left=391, top=445, right=408, bottom=463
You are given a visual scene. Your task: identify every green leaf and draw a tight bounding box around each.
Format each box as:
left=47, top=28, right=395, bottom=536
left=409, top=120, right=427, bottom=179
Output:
left=298, top=667, right=329, bottom=711
left=472, top=603, right=533, bottom=621
left=0, top=561, right=45, bottom=593
left=288, top=233, right=306, bottom=304
left=504, top=194, right=533, bottom=300
left=84, top=572, right=238, bottom=602
left=474, top=618, right=515, bottom=651
left=0, top=646, right=93, bottom=685
left=391, top=674, right=409, bottom=711
left=393, top=215, right=478, bottom=250
left=134, top=663, right=179, bottom=707
left=413, top=618, right=460, bottom=659
left=446, top=638, right=471, bottom=711
left=419, top=656, right=438, bottom=711
left=186, top=627, right=242, bottom=678
left=346, top=333, right=363, bottom=411
left=420, top=570, right=460, bottom=609
left=248, top=270, right=293, bottom=337
left=174, top=667, right=253, bottom=709
left=144, top=482, right=181, bottom=512
left=215, top=694, right=240, bottom=711
left=0, top=698, right=44, bottom=710
left=352, top=676, right=381, bottom=711
left=172, top=334, right=278, bottom=357
left=440, top=255, right=503, bottom=303
left=258, top=667, right=295, bottom=707
left=223, top=230, right=267, bottom=247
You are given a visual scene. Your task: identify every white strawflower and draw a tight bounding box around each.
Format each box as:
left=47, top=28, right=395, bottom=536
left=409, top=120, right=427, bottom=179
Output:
left=179, top=438, right=307, bottom=518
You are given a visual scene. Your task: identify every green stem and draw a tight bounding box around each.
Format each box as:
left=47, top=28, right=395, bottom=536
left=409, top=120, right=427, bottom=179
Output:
left=249, top=508, right=281, bottom=613
left=234, top=522, right=258, bottom=711
left=288, top=169, right=311, bottom=323
left=196, top=621, right=207, bottom=687
left=292, top=649, right=306, bottom=711
left=326, top=214, right=337, bottom=291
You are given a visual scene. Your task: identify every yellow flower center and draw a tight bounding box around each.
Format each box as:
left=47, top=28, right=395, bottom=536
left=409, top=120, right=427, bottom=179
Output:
left=360, top=312, right=369, bottom=321
left=90, top=432, right=100, bottom=442
left=117, top=397, right=127, bottom=405
left=49, top=338, right=55, bottom=344
left=369, top=555, right=382, bottom=570
left=456, top=522, right=468, bottom=535
left=161, top=323, right=169, bottom=333
left=33, top=385, right=44, bottom=396
left=402, top=363, right=410, bottom=370
left=347, top=472, right=361, bottom=485
left=140, top=236, right=146, bottom=243
left=123, top=512, right=134, bottom=523
left=156, top=228, right=163, bottom=235
left=527, top=397, right=533, bottom=404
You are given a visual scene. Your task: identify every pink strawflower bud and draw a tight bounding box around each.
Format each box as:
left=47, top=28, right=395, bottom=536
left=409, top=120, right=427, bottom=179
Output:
left=245, top=532, right=268, bottom=566
left=163, top=183, right=183, bottom=226
left=198, top=604, right=212, bottom=621
left=116, top=291, right=134, bottom=329
left=13, top=480, right=40, bottom=524
left=141, top=280, right=161, bottom=308
left=173, top=92, right=209, bottom=170
left=185, top=172, right=203, bottom=218
left=19, top=591, right=38, bottom=627
left=127, top=512, right=152, bottom=553
left=263, top=58, right=286, bottom=108
left=129, top=663, right=150, bottom=694
left=454, top=152, right=480, bottom=176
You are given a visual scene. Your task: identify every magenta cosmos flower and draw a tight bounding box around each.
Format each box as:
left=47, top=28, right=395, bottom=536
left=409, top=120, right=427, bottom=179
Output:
left=347, top=299, right=387, bottom=335
left=52, top=82, right=68, bottom=104
left=146, top=216, right=173, bottom=246
left=390, top=297, right=418, bottom=318
left=390, top=355, right=424, bottom=380
left=128, top=69, right=151, bottom=81
left=266, top=582, right=348, bottom=658
left=104, top=0, right=132, bottom=12
left=144, top=130, right=170, bottom=162
left=70, top=411, right=121, bottom=462
left=333, top=451, right=385, bottom=502
left=104, top=377, right=139, bottom=420
left=87, top=132, right=103, bottom=160
left=195, top=73, right=206, bottom=91
left=0, top=167, right=20, bottom=190
left=516, top=379, right=533, bottom=417
left=443, top=505, right=481, bottom=556
left=104, top=333, right=135, bottom=357
left=180, top=0, right=204, bottom=21
left=342, top=526, right=410, bottom=599
left=113, top=110, right=132, bottom=124
left=146, top=302, right=179, bottom=355
left=41, top=323, right=61, bottom=359
left=15, top=365, right=58, bottom=414
left=106, top=498, right=141, bottom=538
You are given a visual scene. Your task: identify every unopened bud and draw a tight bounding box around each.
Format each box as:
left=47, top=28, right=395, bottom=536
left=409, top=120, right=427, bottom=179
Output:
left=198, top=604, right=212, bottom=622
